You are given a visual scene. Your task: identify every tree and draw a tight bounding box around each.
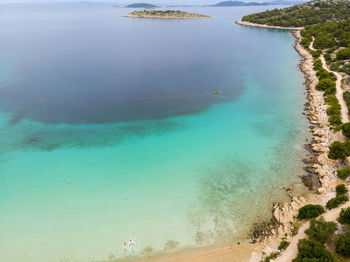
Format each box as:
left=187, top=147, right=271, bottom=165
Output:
left=328, top=141, right=347, bottom=160
left=336, top=233, right=350, bottom=257
left=293, top=238, right=337, bottom=262
left=326, top=195, right=349, bottom=209
left=337, top=167, right=350, bottom=180
left=336, top=184, right=348, bottom=196
left=336, top=48, right=350, bottom=60
left=305, top=217, right=337, bottom=244
left=341, top=123, right=350, bottom=138
left=316, top=78, right=336, bottom=95
left=297, top=205, right=325, bottom=219
left=338, top=207, right=350, bottom=224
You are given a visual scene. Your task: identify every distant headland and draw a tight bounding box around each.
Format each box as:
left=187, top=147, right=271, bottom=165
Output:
left=124, top=10, right=211, bottom=19
left=125, top=3, right=158, bottom=8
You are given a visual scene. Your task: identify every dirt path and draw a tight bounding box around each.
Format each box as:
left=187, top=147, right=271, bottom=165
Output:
left=309, top=39, right=349, bottom=123
left=276, top=200, right=350, bottom=262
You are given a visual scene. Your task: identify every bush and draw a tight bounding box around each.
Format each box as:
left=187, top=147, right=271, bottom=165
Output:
left=316, top=78, right=336, bottom=93
left=336, top=233, right=350, bottom=257
left=263, top=252, right=277, bottom=262
left=278, top=240, right=290, bottom=250
left=337, top=167, right=350, bottom=180
left=341, top=123, right=350, bottom=138
left=338, top=207, right=350, bottom=224
left=336, top=48, right=350, bottom=60
left=305, top=217, right=337, bottom=244
left=336, top=184, right=348, bottom=196
left=328, top=115, right=342, bottom=126
left=297, top=204, right=325, bottom=219
left=328, top=141, right=347, bottom=160
left=326, top=195, right=349, bottom=209
left=293, top=238, right=337, bottom=262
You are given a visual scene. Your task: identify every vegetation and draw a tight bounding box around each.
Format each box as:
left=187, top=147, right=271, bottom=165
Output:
left=335, top=233, right=350, bottom=257
left=262, top=252, right=278, bottom=262
left=344, top=92, right=350, bottom=115
left=242, top=0, right=350, bottom=27
left=340, top=123, right=350, bottom=138
left=326, top=195, right=349, bottom=209
left=293, top=238, right=337, bottom=262
left=336, top=184, right=348, bottom=195
left=328, top=141, right=348, bottom=160
left=305, top=217, right=337, bottom=244
left=337, top=167, right=350, bottom=180
left=297, top=204, right=325, bottom=219
left=278, top=240, right=290, bottom=251
left=126, top=10, right=211, bottom=18
left=338, top=207, right=350, bottom=224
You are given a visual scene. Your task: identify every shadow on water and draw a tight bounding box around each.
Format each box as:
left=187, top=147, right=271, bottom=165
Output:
left=0, top=117, right=185, bottom=155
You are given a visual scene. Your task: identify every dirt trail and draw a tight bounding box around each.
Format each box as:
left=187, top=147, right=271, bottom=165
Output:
left=309, top=39, right=349, bottom=123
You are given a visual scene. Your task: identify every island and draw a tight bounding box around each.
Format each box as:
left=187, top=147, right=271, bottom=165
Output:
left=124, top=10, right=211, bottom=19
left=236, top=0, right=350, bottom=261
left=125, top=3, right=158, bottom=8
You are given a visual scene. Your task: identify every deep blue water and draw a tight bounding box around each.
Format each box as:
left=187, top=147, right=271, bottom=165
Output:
left=0, top=4, right=310, bottom=262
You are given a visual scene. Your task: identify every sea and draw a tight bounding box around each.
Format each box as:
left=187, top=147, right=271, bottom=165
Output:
left=0, top=4, right=310, bottom=262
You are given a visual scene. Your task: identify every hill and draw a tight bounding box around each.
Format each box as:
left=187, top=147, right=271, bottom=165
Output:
left=214, top=0, right=302, bottom=6
left=125, top=3, right=158, bottom=8
left=214, top=1, right=266, bottom=6
left=242, top=0, right=350, bottom=27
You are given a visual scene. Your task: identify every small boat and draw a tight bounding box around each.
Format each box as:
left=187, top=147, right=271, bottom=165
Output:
left=212, top=91, right=220, bottom=94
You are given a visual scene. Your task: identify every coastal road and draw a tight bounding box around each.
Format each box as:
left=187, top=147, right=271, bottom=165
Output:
left=309, top=39, right=349, bottom=123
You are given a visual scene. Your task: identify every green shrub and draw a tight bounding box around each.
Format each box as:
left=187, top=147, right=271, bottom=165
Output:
left=328, top=141, right=347, bottom=160
left=328, top=115, right=342, bottom=126
left=336, top=48, right=350, bottom=60
left=326, top=195, right=349, bottom=209
left=338, top=207, right=350, bottom=224
left=316, top=78, right=336, bottom=92
left=336, top=233, right=350, bottom=257
left=297, top=204, right=325, bottom=219
left=293, top=238, right=337, bottom=262
left=305, top=217, right=337, bottom=244
left=263, top=252, right=277, bottom=262
left=278, top=240, right=290, bottom=251
left=337, top=167, right=350, bottom=180
left=311, top=49, right=322, bottom=58
left=336, top=184, right=348, bottom=196
left=341, top=123, right=350, bottom=138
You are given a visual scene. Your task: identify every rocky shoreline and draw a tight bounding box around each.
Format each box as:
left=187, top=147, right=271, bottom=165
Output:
left=245, top=29, right=347, bottom=261
left=235, top=20, right=303, bottom=30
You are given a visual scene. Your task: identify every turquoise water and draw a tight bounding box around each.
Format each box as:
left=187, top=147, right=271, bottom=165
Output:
left=0, top=5, right=309, bottom=262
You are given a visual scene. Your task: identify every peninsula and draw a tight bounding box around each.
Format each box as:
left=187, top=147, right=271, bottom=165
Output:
left=237, top=0, right=350, bottom=261
left=124, top=10, right=211, bottom=19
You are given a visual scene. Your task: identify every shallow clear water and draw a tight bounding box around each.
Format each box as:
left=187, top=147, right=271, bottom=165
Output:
left=0, top=4, right=309, bottom=262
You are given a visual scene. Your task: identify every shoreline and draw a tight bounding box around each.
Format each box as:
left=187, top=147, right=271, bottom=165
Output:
left=130, top=21, right=348, bottom=262
left=112, top=22, right=337, bottom=262
left=235, top=20, right=303, bottom=30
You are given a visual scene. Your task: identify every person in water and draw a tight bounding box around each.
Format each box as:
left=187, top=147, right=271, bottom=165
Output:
left=128, top=239, right=135, bottom=248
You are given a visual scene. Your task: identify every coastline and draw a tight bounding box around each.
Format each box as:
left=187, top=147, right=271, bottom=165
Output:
left=234, top=21, right=346, bottom=261
left=236, top=20, right=303, bottom=30
left=140, top=20, right=349, bottom=262
left=114, top=21, right=341, bottom=262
